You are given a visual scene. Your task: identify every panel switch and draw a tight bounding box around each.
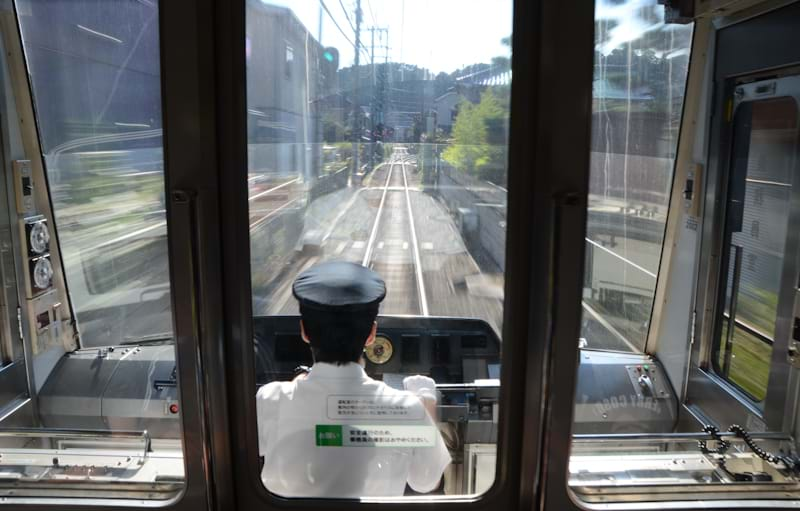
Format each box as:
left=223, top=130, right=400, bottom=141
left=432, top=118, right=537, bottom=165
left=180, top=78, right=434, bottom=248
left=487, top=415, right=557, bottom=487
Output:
left=12, top=160, right=34, bottom=215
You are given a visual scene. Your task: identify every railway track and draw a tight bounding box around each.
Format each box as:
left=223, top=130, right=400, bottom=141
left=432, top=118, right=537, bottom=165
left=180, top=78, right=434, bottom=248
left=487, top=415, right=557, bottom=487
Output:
left=360, top=149, right=428, bottom=316
left=253, top=147, right=431, bottom=317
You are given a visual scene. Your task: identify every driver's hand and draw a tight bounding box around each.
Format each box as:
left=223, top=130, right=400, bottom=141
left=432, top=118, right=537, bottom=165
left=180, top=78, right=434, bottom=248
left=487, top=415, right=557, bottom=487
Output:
left=403, top=375, right=437, bottom=404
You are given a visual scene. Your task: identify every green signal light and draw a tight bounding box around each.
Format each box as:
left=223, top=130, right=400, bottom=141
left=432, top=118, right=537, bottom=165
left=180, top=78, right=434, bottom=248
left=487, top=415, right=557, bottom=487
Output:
left=323, top=52, right=334, bottom=62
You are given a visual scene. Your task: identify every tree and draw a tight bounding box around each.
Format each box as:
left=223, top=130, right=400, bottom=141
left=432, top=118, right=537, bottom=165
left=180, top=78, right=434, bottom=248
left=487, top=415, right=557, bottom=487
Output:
left=443, top=99, right=485, bottom=175
left=443, top=89, right=508, bottom=184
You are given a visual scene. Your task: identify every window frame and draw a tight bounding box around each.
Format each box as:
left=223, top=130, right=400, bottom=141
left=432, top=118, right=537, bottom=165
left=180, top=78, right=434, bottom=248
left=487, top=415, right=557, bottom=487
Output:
left=212, top=0, right=596, bottom=511
left=691, top=9, right=800, bottom=441
left=639, top=4, right=800, bottom=509
left=159, top=0, right=237, bottom=509
left=285, top=42, right=294, bottom=79
left=708, top=93, right=800, bottom=404
left=708, top=99, right=773, bottom=404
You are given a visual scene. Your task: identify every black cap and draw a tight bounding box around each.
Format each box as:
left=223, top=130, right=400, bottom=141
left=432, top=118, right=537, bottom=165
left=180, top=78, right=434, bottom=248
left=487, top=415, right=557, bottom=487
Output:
left=292, top=261, right=386, bottom=312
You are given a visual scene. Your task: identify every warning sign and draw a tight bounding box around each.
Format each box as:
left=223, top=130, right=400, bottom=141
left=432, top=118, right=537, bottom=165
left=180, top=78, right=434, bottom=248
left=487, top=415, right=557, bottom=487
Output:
left=315, top=425, right=437, bottom=447
left=327, top=395, right=424, bottom=420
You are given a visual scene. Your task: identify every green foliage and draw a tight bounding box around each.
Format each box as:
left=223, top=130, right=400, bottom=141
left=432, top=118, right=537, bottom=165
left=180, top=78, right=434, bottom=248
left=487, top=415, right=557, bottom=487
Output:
left=443, top=89, right=508, bottom=184
left=322, top=111, right=346, bottom=142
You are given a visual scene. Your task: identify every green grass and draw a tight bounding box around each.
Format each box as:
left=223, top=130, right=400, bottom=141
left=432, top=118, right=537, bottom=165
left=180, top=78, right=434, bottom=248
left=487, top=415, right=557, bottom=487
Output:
left=735, top=287, right=779, bottom=337
left=719, top=322, right=772, bottom=401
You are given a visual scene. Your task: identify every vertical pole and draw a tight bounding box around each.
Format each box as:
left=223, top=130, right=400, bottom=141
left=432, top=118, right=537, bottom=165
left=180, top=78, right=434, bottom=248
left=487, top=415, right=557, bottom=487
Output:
left=352, top=0, right=361, bottom=183
left=371, top=29, right=376, bottom=87
left=384, top=29, right=389, bottom=142
left=369, top=27, right=376, bottom=172
left=318, top=5, right=323, bottom=42
left=723, top=245, right=744, bottom=378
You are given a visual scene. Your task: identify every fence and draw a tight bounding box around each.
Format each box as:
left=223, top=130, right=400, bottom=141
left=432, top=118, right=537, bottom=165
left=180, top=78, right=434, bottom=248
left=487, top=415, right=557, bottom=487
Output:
left=309, top=166, right=348, bottom=200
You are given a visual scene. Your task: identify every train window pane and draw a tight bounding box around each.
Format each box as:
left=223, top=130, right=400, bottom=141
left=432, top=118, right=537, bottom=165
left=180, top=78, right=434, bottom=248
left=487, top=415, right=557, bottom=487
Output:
left=718, top=322, right=770, bottom=401
left=713, top=97, right=798, bottom=402
left=580, top=0, right=692, bottom=352
left=0, top=0, right=186, bottom=501
left=18, top=0, right=172, bottom=348
left=569, top=0, right=703, bottom=505
left=247, top=0, right=511, bottom=499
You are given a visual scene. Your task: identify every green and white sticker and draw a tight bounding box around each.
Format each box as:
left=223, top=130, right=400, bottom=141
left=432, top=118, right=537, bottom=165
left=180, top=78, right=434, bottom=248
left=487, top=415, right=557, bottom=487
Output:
left=315, top=425, right=436, bottom=447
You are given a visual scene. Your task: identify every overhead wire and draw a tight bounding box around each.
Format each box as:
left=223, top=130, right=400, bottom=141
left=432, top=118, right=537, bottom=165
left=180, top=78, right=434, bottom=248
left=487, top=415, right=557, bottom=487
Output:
left=365, top=0, right=377, bottom=26
left=335, top=0, right=371, bottom=62
left=338, top=0, right=357, bottom=33
left=318, top=0, right=354, bottom=48
left=318, top=0, right=377, bottom=63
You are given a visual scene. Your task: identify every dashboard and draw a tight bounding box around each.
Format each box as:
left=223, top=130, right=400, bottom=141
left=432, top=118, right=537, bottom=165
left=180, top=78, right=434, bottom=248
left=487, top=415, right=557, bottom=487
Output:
left=34, top=316, right=676, bottom=443
left=253, top=316, right=502, bottom=385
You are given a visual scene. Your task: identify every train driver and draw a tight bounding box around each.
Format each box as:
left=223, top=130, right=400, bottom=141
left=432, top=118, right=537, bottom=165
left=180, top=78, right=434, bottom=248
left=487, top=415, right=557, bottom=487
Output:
left=256, top=261, right=451, bottom=498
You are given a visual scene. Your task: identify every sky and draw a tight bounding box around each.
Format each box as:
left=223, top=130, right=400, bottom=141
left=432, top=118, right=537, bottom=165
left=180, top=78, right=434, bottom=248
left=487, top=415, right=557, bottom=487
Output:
left=258, top=0, right=513, bottom=74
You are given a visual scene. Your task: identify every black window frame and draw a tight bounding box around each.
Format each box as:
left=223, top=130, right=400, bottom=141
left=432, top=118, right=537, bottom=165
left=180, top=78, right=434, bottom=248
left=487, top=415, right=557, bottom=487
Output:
left=218, top=0, right=595, bottom=508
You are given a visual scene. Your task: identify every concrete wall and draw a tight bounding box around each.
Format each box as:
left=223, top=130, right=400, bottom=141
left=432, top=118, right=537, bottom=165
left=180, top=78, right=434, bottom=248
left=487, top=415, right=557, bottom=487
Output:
left=436, top=161, right=507, bottom=272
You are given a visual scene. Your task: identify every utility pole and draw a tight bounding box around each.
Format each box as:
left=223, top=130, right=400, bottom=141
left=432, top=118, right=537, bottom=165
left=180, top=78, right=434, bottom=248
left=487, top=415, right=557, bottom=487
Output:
left=351, top=0, right=362, bottom=183
left=366, top=27, right=388, bottom=172
left=369, top=27, right=376, bottom=172
left=371, top=28, right=376, bottom=88
left=317, top=4, right=323, bottom=43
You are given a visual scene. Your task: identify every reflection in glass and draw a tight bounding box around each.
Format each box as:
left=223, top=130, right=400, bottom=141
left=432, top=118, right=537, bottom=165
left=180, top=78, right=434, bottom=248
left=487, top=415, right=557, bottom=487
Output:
left=715, top=96, right=799, bottom=400
left=247, top=0, right=512, bottom=499
left=18, top=0, right=170, bottom=348
left=3, top=0, right=186, bottom=500
left=581, top=0, right=692, bottom=352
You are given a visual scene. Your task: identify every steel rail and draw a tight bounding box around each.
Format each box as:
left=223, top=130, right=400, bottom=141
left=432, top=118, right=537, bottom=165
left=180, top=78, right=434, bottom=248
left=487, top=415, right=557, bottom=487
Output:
left=361, top=157, right=394, bottom=267
left=400, top=159, right=429, bottom=316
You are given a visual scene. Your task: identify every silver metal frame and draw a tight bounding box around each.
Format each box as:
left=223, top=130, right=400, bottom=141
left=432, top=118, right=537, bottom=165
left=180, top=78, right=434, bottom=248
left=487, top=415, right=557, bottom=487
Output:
left=555, top=2, right=800, bottom=510
left=691, top=72, right=800, bottom=433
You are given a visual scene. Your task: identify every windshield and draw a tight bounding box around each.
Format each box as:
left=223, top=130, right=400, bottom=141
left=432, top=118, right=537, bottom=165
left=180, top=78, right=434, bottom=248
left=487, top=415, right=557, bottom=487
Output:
left=246, top=0, right=512, bottom=499
left=247, top=0, right=511, bottom=335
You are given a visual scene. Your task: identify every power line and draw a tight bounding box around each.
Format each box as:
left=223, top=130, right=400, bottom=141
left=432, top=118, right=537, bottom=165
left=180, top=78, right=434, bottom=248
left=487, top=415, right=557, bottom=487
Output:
left=318, top=0, right=354, bottom=47
left=338, top=0, right=357, bottom=33
left=318, top=0, right=371, bottom=62
left=338, top=0, right=372, bottom=62
left=365, top=0, right=377, bottom=26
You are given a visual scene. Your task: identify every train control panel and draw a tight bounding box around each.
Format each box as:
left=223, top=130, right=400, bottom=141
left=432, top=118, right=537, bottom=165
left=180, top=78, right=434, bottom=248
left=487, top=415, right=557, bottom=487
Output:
left=253, top=316, right=677, bottom=436
left=10, top=314, right=679, bottom=498
left=29, top=316, right=679, bottom=447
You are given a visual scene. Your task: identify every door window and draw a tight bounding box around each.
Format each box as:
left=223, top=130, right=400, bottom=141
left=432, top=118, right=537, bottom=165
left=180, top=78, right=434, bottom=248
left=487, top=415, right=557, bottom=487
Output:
left=714, top=96, right=799, bottom=401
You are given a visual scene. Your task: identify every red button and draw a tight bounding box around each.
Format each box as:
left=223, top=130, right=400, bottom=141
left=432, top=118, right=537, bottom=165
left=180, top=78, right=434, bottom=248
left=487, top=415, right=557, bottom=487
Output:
left=169, top=403, right=179, bottom=414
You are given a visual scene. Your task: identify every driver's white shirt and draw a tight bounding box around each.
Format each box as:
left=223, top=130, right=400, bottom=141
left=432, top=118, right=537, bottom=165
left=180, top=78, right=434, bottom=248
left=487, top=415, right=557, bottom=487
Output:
left=256, top=362, right=451, bottom=498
